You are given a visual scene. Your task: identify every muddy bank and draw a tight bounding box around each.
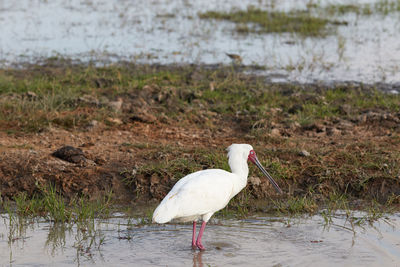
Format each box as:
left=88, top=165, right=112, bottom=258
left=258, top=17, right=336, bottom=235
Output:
left=0, top=62, right=399, bottom=211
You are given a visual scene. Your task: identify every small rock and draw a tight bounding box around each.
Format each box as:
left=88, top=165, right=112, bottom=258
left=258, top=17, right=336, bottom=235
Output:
left=25, top=91, right=38, bottom=100
left=302, top=123, right=325, bottom=133
left=337, top=120, right=353, bottom=129
left=141, top=85, right=156, bottom=94
left=326, top=127, right=341, bottom=136
left=87, top=120, right=99, bottom=130
left=288, top=104, right=303, bottom=114
left=106, top=117, right=123, bottom=125
left=314, top=123, right=325, bottom=132
left=107, top=97, right=123, bottom=112
left=86, top=120, right=103, bottom=131
left=299, top=150, right=310, bottom=157
left=150, top=174, right=160, bottom=185
left=338, top=104, right=352, bottom=115
left=78, top=95, right=99, bottom=106
left=94, top=157, right=106, bottom=165
left=270, top=108, right=283, bottom=115
left=206, top=110, right=218, bottom=117
left=29, top=149, right=38, bottom=154
left=366, top=111, right=380, bottom=121
left=209, top=82, right=215, bottom=91
left=249, top=177, right=261, bottom=186
left=130, top=110, right=157, bottom=123
left=388, top=114, right=399, bottom=122
left=356, top=114, right=367, bottom=123
left=270, top=128, right=281, bottom=137
left=80, top=142, right=95, bottom=148
left=289, top=121, right=301, bottom=130
left=52, top=146, right=86, bottom=164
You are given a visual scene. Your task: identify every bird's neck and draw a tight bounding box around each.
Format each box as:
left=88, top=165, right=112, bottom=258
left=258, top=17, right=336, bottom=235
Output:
left=229, top=156, right=249, bottom=194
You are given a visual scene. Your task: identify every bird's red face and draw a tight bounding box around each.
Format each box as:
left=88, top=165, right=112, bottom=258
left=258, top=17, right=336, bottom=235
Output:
left=247, top=150, right=257, bottom=164
left=247, top=149, right=283, bottom=194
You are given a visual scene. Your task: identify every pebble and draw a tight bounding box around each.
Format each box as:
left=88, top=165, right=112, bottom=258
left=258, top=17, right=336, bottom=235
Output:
left=106, top=117, right=123, bottom=125
left=326, top=127, right=341, bottom=136
left=270, top=128, right=281, bottom=137
left=249, top=177, right=261, bottom=186
left=299, top=150, right=310, bottom=157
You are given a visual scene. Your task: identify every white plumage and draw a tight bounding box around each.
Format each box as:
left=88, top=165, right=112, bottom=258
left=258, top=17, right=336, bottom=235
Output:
left=152, top=144, right=282, bottom=250
left=153, top=169, right=236, bottom=223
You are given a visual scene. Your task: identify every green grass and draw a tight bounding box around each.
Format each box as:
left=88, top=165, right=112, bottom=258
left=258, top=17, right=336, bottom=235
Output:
left=218, top=188, right=252, bottom=218
left=1, top=184, right=112, bottom=257
left=5, top=184, right=112, bottom=223
left=271, top=196, right=318, bottom=214
left=198, top=1, right=400, bottom=38
left=286, top=87, right=400, bottom=126
left=0, top=63, right=193, bottom=132
left=199, top=7, right=346, bottom=37
left=324, top=0, right=400, bottom=15
left=375, top=0, right=400, bottom=14
left=127, top=146, right=230, bottom=185
left=1, top=62, right=400, bottom=132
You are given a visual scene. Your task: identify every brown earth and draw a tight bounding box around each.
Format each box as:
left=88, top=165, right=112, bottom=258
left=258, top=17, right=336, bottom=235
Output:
left=1, top=105, right=399, bottom=207
left=0, top=119, right=233, bottom=203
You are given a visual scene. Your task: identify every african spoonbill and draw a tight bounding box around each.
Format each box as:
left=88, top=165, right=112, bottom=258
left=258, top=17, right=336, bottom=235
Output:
left=152, top=144, right=282, bottom=250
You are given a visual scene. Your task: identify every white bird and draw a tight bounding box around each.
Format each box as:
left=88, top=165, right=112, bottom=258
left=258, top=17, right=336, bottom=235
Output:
left=152, top=144, right=282, bottom=250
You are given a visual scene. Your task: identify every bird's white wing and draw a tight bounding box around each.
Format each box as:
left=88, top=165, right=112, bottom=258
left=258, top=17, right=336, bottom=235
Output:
left=168, top=169, right=235, bottom=217
left=153, top=169, right=236, bottom=223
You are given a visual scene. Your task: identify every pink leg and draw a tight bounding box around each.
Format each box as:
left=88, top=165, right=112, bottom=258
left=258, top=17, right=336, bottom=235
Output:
left=192, top=221, right=197, bottom=248
left=195, top=221, right=207, bottom=250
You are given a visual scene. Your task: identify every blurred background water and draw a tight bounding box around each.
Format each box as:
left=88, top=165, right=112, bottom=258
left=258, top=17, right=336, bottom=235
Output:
left=1, top=0, right=400, bottom=85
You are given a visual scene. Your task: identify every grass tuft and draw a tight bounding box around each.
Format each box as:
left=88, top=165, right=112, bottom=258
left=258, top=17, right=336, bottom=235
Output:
left=199, top=7, right=346, bottom=37
left=3, top=184, right=113, bottom=223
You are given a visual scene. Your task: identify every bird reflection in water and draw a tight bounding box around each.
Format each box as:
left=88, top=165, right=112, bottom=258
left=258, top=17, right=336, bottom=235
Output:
left=193, top=251, right=204, bottom=267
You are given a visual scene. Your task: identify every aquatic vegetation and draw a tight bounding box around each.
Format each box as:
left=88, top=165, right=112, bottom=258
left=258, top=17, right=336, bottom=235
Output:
left=1, top=209, right=398, bottom=266
left=2, top=184, right=113, bottom=223
left=324, top=0, right=400, bottom=15
left=199, top=7, right=346, bottom=37
left=271, top=196, right=318, bottom=214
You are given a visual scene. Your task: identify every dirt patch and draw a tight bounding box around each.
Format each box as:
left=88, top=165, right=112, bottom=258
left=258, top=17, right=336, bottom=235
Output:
left=0, top=122, right=233, bottom=203
left=1, top=113, right=398, bottom=207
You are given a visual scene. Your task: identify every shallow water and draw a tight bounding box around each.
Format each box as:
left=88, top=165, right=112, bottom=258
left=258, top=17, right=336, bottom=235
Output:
left=1, top=212, right=399, bottom=266
left=1, top=0, right=400, bottom=85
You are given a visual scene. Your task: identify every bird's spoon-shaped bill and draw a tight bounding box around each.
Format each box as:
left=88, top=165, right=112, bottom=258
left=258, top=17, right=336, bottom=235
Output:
left=253, top=156, right=283, bottom=194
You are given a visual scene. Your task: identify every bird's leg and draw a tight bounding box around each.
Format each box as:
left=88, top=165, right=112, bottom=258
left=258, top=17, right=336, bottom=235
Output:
left=192, top=221, right=197, bottom=249
left=195, top=221, right=207, bottom=250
